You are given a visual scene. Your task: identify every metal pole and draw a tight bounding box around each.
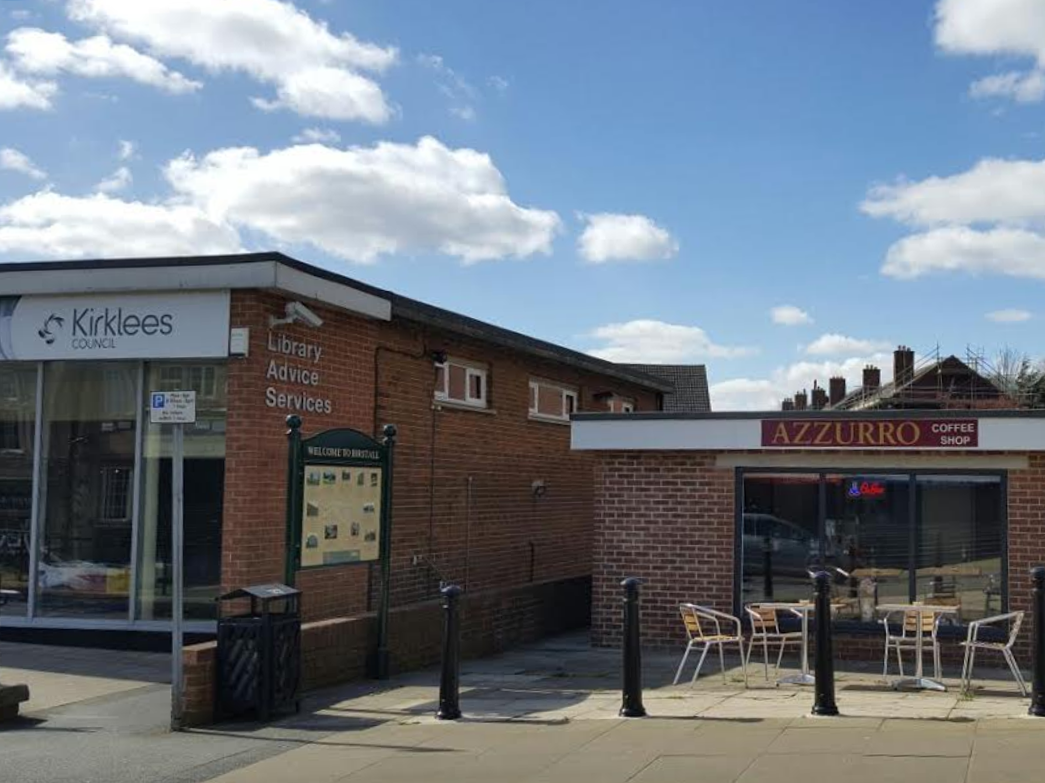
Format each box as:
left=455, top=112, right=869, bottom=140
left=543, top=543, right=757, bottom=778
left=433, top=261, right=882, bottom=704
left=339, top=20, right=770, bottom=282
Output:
left=436, top=583, right=462, bottom=720
left=170, top=423, right=185, bottom=730
left=1030, top=566, right=1045, bottom=717
left=284, top=415, right=303, bottom=586
left=619, top=577, right=647, bottom=718
left=375, top=424, right=397, bottom=680
left=811, top=571, right=839, bottom=716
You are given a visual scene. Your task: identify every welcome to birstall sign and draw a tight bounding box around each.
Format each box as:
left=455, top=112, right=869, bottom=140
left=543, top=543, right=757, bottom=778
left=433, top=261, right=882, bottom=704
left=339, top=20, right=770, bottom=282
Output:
left=760, top=418, right=978, bottom=449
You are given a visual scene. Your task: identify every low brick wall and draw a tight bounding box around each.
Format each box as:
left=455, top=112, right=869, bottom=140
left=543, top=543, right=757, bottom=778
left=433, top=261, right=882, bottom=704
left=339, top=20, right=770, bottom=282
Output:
left=181, top=575, right=591, bottom=726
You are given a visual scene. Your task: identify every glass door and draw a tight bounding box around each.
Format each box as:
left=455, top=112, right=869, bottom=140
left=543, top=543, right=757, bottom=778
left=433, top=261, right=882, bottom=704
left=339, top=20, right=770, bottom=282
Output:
left=822, top=474, right=910, bottom=622
left=0, top=363, right=36, bottom=616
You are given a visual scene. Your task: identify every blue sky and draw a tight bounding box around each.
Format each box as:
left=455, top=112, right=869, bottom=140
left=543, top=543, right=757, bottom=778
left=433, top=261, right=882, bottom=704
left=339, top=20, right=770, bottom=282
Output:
left=2, top=0, right=1045, bottom=409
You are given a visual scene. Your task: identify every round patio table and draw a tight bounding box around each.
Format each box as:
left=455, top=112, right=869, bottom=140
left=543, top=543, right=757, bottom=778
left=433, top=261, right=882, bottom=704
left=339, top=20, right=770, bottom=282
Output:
left=878, top=603, right=959, bottom=692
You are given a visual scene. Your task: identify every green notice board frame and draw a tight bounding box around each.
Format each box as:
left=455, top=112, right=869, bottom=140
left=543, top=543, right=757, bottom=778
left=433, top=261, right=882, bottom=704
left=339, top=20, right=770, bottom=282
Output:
left=284, top=415, right=397, bottom=678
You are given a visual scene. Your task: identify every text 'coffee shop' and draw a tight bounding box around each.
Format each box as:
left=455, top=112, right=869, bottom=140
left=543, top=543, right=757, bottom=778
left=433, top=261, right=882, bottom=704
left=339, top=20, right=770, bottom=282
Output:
left=573, top=410, right=1045, bottom=655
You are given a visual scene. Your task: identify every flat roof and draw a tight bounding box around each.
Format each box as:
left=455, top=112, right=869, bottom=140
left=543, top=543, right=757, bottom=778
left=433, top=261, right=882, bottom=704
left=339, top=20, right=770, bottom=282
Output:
left=0, top=252, right=671, bottom=393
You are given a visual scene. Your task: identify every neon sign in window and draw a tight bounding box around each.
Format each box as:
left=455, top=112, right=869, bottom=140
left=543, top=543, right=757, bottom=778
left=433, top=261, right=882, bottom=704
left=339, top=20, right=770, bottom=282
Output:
left=847, top=480, right=886, bottom=499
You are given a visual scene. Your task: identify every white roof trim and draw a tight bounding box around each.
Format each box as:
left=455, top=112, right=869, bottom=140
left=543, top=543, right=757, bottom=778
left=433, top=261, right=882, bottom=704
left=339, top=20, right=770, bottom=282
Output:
left=572, top=416, right=1045, bottom=452
left=0, top=260, right=391, bottom=321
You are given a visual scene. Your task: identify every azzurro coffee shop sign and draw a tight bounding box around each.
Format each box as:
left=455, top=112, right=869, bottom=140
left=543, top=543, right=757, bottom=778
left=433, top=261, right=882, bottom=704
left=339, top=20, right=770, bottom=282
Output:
left=0, top=291, right=230, bottom=360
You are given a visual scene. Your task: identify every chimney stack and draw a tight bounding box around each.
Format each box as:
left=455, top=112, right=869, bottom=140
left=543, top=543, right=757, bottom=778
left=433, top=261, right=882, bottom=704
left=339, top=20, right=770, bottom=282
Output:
left=863, top=365, right=881, bottom=390
left=811, top=381, right=828, bottom=411
left=781, top=398, right=795, bottom=412
left=828, top=376, right=847, bottom=406
left=794, top=390, right=808, bottom=411
left=893, top=346, right=915, bottom=387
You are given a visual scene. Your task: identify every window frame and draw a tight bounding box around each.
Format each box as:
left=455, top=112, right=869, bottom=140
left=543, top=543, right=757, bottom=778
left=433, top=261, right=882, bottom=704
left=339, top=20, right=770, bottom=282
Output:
left=434, top=358, right=489, bottom=409
left=733, top=466, right=1008, bottom=630
left=528, top=379, right=579, bottom=423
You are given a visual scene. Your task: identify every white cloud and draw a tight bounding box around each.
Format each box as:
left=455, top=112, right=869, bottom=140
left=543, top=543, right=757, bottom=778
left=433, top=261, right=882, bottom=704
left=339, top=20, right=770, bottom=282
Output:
left=712, top=353, right=893, bottom=411
left=970, top=70, right=1045, bottom=103
left=935, top=0, right=1045, bottom=104
left=0, top=147, right=47, bottom=180
left=881, top=225, right=1045, bottom=280
left=935, top=0, right=1045, bottom=65
left=862, top=157, right=1045, bottom=227
left=585, top=319, right=753, bottom=363
left=488, top=75, right=509, bottom=93
left=164, top=136, right=560, bottom=264
left=117, top=139, right=136, bottom=160
left=0, top=191, right=241, bottom=258
left=0, top=61, right=56, bottom=110
left=68, top=0, right=396, bottom=122
left=6, top=27, right=201, bottom=94
left=987, top=308, right=1032, bottom=322
left=250, top=65, right=391, bottom=123
left=418, top=53, right=476, bottom=121
left=95, top=165, right=132, bottom=193
left=292, top=127, right=341, bottom=144
left=770, top=304, right=813, bottom=326
left=577, top=212, right=679, bottom=263
left=805, top=333, right=891, bottom=356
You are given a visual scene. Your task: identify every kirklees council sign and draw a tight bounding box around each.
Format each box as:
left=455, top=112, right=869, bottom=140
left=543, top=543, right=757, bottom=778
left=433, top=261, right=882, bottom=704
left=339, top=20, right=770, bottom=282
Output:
left=0, top=291, right=230, bottom=360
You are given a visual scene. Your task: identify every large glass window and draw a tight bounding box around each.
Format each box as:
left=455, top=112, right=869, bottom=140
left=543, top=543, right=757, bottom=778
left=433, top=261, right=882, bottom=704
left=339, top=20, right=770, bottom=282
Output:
left=137, top=362, right=226, bottom=621
left=916, top=476, right=1003, bottom=624
left=0, top=364, right=36, bottom=616
left=823, top=474, right=910, bottom=622
left=740, top=473, right=819, bottom=606
left=740, top=471, right=1005, bottom=624
left=38, top=362, right=138, bottom=618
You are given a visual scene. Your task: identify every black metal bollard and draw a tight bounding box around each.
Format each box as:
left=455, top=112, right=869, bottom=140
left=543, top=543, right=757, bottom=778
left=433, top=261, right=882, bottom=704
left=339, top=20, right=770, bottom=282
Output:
left=1030, top=567, right=1045, bottom=717
left=436, top=583, right=463, bottom=720
left=619, top=577, right=647, bottom=718
left=811, top=571, right=839, bottom=716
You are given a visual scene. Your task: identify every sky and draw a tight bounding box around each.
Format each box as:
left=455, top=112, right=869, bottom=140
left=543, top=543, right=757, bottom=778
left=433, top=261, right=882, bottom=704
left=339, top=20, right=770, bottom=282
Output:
left=2, top=1, right=1045, bottom=410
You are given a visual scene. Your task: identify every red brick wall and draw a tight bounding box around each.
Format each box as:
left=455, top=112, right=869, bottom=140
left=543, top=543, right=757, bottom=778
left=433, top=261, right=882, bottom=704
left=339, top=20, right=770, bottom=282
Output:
left=591, top=449, right=1045, bottom=661
left=181, top=574, right=591, bottom=726
left=222, top=290, right=657, bottom=624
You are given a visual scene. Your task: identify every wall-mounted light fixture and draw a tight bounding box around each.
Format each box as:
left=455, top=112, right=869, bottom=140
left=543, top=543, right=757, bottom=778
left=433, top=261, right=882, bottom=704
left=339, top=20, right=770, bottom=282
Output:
left=531, top=479, right=547, bottom=498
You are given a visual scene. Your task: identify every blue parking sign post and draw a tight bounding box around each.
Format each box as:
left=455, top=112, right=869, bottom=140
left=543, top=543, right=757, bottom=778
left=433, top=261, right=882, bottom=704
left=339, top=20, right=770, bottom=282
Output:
left=149, top=391, right=196, bottom=730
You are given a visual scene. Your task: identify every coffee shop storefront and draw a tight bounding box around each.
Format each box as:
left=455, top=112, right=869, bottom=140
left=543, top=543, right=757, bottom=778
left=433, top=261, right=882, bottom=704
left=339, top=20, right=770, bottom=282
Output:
left=573, top=411, right=1045, bottom=655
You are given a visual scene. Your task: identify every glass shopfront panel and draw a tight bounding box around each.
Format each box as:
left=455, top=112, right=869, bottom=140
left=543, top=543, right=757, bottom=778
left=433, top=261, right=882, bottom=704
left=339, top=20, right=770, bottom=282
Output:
left=739, top=470, right=1006, bottom=625
left=740, top=473, right=820, bottom=606
left=916, top=476, right=1003, bottom=623
left=138, top=362, right=226, bottom=621
left=38, top=362, right=138, bottom=618
left=823, top=474, right=910, bottom=622
left=0, top=363, right=36, bottom=615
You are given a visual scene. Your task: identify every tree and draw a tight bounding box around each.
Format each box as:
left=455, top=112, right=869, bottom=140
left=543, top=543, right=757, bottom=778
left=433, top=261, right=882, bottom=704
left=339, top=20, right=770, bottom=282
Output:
left=990, top=348, right=1045, bottom=408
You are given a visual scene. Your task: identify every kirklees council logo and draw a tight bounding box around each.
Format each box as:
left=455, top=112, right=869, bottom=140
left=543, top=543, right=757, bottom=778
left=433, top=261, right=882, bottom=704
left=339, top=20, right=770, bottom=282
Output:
left=37, top=314, right=64, bottom=345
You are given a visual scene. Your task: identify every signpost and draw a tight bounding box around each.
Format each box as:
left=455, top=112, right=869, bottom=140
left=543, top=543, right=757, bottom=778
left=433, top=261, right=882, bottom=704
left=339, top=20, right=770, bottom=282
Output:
left=285, top=417, right=396, bottom=678
left=149, top=390, right=196, bottom=730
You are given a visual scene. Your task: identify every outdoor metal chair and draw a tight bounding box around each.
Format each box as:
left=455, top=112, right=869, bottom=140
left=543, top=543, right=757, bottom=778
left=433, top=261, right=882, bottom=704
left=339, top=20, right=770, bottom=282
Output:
left=881, top=608, right=942, bottom=679
left=673, top=603, right=747, bottom=686
left=744, top=604, right=803, bottom=681
left=960, top=610, right=1027, bottom=696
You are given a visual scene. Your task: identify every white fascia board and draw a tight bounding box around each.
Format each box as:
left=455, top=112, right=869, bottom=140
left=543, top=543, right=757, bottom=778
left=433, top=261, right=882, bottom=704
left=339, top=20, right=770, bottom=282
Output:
left=572, top=418, right=762, bottom=451
left=0, top=260, right=391, bottom=321
left=273, top=264, right=389, bottom=321
left=573, top=416, right=1045, bottom=452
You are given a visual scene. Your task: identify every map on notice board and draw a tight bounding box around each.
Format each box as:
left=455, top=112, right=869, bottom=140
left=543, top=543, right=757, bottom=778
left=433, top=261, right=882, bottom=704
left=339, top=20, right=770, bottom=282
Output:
left=300, top=464, right=383, bottom=566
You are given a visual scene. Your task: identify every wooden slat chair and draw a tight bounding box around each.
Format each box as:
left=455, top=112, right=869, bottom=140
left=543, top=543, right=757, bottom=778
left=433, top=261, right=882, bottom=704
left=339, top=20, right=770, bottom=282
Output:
left=882, top=608, right=942, bottom=679
left=744, top=604, right=803, bottom=681
left=960, top=611, right=1027, bottom=696
left=673, top=603, right=747, bottom=686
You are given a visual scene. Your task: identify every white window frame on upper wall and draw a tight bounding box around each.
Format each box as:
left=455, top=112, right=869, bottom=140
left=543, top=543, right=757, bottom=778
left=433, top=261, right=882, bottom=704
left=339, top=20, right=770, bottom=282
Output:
left=434, top=358, right=489, bottom=409
left=529, top=379, right=579, bottom=423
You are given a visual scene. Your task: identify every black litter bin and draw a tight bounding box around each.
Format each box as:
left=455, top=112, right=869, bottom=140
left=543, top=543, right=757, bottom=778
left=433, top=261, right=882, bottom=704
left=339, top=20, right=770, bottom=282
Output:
left=215, top=584, right=301, bottom=721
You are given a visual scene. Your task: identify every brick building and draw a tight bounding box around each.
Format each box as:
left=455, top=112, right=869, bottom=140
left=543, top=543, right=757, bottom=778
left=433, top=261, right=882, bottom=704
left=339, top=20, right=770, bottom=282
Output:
left=573, top=410, right=1045, bottom=662
left=0, top=252, right=667, bottom=662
